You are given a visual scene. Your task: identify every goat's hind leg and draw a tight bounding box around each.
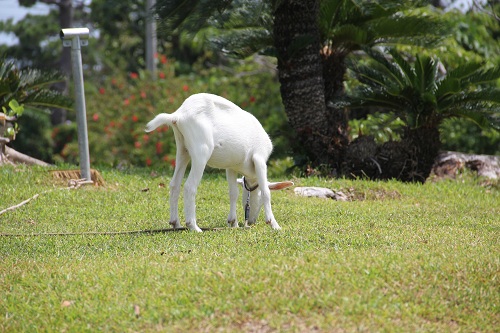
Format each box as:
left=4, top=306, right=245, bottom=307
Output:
left=169, top=130, right=190, bottom=229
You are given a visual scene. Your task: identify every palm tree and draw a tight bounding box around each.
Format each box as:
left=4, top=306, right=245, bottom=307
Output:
left=336, top=47, right=500, bottom=182
left=155, top=0, right=448, bottom=172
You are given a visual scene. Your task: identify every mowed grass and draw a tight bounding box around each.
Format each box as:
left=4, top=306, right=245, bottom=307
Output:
left=0, top=165, right=498, bottom=332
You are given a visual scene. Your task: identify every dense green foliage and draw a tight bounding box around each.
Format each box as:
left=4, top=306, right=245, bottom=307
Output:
left=1, top=166, right=498, bottom=331
left=0, top=12, right=62, bottom=69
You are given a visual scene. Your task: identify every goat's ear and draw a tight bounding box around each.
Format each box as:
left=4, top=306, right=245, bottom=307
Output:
left=268, top=181, right=294, bottom=191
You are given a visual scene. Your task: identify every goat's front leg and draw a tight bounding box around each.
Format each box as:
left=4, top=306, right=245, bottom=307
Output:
left=226, top=169, right=239, bottom=227
left=254, top=155, right=280, bottom=230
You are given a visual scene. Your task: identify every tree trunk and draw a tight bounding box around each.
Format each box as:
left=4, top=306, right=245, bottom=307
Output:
left=1, top=146, right=51, bottom=166
left=322, top=51, right=349, bottom=172
left=403, top=126, right=441, bottom=182
left=51, top=0, right=73, bottom=125
left=343, top=126, right=441, bottom=183
left=273, top=0, right=336, bottom=169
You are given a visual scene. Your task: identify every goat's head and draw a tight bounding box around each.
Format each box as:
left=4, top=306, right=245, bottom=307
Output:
left=238, top=178, right=294, bottom=225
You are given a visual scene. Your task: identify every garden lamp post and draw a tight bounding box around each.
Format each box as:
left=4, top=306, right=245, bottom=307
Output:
left=60, top=28, right=91, bottom=181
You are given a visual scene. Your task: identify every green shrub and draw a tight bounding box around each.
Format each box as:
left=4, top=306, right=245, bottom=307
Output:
left=349, top=115, right=500, bottom=155
left=10, top=109, right=54, bottom=162
left=440, top=118, right=500, bottom=155
left=348, top=113, right=405, bottom=144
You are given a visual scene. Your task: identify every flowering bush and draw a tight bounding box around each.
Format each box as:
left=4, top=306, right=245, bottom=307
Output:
left=54, top=56, right=289, bottom=169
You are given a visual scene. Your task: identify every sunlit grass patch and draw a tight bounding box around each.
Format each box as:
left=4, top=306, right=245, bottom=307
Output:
left=1, top=165, right=498, bottom=332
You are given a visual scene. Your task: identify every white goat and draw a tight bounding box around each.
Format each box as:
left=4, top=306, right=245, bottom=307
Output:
left=145, top=93, right=293, bottom=232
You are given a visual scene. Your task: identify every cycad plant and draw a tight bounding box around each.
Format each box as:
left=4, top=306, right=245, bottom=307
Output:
left=0, top=59, right=72, bottom=113
left=337, top=48, right=500, bottom=182
left=0, top=59, right=73, bottom=162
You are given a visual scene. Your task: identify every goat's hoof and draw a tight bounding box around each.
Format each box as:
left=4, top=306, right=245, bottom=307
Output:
left=267, top=220, right=281, bottom=230
left=169, top=221, right=182, bottom=229
left=227, top=220, right=238, bottom=228
left=186, top=222, right=203, bottom=232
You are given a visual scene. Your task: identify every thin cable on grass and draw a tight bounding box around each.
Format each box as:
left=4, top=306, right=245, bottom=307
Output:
left=0, top=227, right=227, bottom=237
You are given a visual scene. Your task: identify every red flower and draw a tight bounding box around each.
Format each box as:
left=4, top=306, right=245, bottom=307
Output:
left=124, top=99, right=130, bottom=106
left=109, top=121, right=115, bottom=128
left=140, top=91, right=147, bottom=99
left=159, top=72, right=166, bottom=79
left=99, top=87, right=105, bottom=95
left=111, top=78, right=117, bottom=86
left=130, top=72, right=139, bottom=79
left=143, top=134, right=149, bottom=142
left=249, top=96, right=256, bottom=103
left=156, top=142, right=162, bottom=154
left=134, top=141, right=141, bottom=148
left=132, top=115, right=139, bottom=122
left=182, top=85, right=189, bottom=92
left=160, top=55, right=167, bottom=64
left=92, top=113, right=99, bottom=121
left=146, top=158, right=152, bottom=166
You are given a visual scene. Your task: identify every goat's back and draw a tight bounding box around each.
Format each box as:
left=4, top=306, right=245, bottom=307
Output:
left=175, top=93, right=273, bottom=171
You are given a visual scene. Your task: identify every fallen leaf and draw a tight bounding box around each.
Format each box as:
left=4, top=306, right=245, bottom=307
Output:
left=61, top=300, right=73, bottom=307
left=141, top=188, right=150, bottom=192
left=133, top=304, right=140, bottom=318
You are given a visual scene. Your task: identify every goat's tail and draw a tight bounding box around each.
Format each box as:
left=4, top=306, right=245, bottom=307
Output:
left=144, top=113, right=177, bottom=133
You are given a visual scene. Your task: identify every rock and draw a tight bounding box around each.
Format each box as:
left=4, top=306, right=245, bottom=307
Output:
left=294, top=187, right=349, bottom=201
left=432, top=151, right=500, bottom=179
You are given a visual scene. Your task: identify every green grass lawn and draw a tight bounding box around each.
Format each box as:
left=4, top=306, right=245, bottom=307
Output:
left=1, top=165, right=498, bottom=332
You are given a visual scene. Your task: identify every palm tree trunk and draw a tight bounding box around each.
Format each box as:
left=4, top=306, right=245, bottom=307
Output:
left=403, top=126, right=441, bottom=182
left=322, top=52, right=349, bottom=171
left=273, top=0, right=336, bottom=168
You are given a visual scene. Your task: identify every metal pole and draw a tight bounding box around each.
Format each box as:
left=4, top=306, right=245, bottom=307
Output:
left=61, top=28, right=91, bottom=181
